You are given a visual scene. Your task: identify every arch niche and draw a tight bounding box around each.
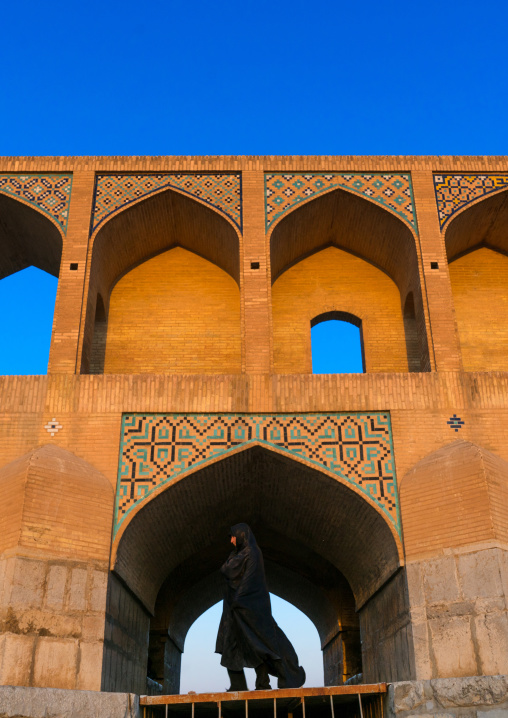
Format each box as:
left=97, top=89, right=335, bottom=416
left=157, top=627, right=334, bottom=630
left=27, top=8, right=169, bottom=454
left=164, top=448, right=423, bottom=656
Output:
left=106, top=446, right=412, bottom=695
left=445, top=188, right=508, bottom=371
left=0, top=193, right=63, bottom=373
left=80, top=188, right=242, bottom=374
left=0, top=192, right=63, bottom=280
left=269, top=188, right=430, bottom=373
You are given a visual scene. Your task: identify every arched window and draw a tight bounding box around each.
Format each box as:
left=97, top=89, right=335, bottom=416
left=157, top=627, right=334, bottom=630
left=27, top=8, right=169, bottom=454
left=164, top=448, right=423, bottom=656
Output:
left=179, top=596, right=323, bottom=693
left=0, top=266, right=58, bottom=375
left=311, top=312, right=365, bottom=374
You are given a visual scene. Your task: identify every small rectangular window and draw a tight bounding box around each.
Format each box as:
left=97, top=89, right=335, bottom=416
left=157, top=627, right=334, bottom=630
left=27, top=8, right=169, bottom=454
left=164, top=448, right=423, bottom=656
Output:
left=430, top=262, right=439, bottom=269
left=251, top=262, right=260, bottom=270
left=70, top=263, right=78, bottom=271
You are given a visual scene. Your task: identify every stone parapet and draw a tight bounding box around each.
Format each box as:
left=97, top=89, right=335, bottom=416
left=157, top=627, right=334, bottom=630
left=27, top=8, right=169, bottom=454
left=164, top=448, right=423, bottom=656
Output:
left=0, top=686, right=139, bottom=718
left=388, top=676, right=508, bottom=718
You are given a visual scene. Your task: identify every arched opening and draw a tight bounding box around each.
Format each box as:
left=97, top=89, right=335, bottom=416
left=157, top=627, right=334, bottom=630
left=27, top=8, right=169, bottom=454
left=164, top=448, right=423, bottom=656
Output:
left=179, top=596, right=323, bottom=693
left=445, top=189, right=508, bottom=371
left=105, top=446, right=411, bottom=695
left=270, top=189, right=430, bottom=373
left=0, top=193, right=63, bottom=375
left=0, top=267, right=58, bottom=375
left=81, top=188, right=241, bottom=374
left=311, top=312, right=365, bottom=374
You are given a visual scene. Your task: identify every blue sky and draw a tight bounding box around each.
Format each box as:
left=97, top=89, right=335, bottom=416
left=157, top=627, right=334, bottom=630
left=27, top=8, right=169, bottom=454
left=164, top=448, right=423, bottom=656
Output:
left=2, top=0, right=508, bottom=157
left=1, top=0, right=507, bottom=691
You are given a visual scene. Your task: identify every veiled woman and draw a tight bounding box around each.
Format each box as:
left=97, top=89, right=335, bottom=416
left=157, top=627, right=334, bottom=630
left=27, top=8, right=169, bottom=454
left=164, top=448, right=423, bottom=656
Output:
left=216, top=523, right=306, bottom=691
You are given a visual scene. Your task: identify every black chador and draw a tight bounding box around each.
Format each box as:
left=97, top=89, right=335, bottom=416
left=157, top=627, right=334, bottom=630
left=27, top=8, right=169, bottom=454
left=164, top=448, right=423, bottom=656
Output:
left=215, top=523, right=306, bottom=691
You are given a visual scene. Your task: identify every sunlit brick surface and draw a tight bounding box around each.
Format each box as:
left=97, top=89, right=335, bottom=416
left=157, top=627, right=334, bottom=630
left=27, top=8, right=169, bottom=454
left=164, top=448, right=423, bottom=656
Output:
left=1, top=154, right=508, bottom=691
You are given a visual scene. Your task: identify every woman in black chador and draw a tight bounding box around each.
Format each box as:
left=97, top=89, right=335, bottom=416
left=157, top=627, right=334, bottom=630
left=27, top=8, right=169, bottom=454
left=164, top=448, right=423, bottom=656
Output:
left=216, top=523, right=306, bottom=691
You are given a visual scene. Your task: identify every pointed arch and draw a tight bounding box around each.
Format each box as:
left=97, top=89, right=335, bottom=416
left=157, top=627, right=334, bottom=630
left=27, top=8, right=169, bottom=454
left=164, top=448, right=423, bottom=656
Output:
left=112, top=443, right=403, bottom=611
left=268, top=186, right=431, bottom=373
left=106, top=444, right=411, bottom=693
left=265, top=173, right=417, bottom=236
left=80, top=187, right=242, bottom=373
left=444, top=186, right=508, bottom=261
left=0, top=192, right=63, bottom=280
left=91, top=173, right=242, bottom=235
left=445, top=190, right=508, bottom=371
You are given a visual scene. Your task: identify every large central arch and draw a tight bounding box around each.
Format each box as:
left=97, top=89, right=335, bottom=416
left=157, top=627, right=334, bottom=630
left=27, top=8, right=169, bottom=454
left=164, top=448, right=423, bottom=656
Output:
left=105, top=446, right=413, bottom=694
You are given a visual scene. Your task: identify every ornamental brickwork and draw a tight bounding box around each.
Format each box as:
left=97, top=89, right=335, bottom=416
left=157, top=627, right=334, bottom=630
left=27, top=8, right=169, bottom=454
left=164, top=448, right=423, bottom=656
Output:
left=1, top=154, right=508, bottom=696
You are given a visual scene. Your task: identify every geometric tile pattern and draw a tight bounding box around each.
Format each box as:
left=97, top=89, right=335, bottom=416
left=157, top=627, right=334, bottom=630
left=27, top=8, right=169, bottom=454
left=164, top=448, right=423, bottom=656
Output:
left=0, top=174, right=73, bottom=233
left=92, top=174, right=242, bottom=232
left=115, top=412, right=399, bottom=537
left=447, top=414, right=465, bottom=432
left=434, top=174, right=508, bottom=229
left=265, top=173, right=417, bottom=232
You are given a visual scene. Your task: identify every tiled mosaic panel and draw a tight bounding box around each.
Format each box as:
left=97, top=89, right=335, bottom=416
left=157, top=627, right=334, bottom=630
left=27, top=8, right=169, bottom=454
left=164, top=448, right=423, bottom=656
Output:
left=265, top=173, right=416, bottom=232
left=434, top=174, right=508, bottom=228
left=92, top=174, right=242, bottom=232
left=0, top=174, right=72, bottom=232
left=116, top=413, right=399, bottom=536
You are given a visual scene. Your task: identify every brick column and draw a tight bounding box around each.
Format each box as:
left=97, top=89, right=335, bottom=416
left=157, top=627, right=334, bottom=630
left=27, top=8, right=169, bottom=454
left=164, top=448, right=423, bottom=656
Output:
left=241, top=170, right=272, bottom=374
left=412, top=171, right=463, bottom=371
left=47, top=171, right=95, bottom=374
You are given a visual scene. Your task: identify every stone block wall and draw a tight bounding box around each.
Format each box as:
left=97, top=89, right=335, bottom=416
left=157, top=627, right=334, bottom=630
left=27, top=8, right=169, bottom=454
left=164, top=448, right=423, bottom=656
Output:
left=0, top=554, right=108, bottom=690
left=406, top=547, right=508, bottom=680
left=388, top=676, right=508, bottom=718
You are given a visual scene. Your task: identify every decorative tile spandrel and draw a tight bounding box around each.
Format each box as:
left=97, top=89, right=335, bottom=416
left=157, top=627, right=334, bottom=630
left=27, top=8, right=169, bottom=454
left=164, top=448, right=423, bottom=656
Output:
left=0, top=174, right=72, bottom=232
left=115, top=413, right=399, bottom=537
left=265, top=173, right=416, bottom=232
left=434, top=174, right=508, bottom=228
left=92, top=173, right=242, bottom=232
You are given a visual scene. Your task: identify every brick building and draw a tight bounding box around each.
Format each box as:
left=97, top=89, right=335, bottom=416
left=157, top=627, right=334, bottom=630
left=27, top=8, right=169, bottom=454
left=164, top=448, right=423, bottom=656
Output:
left=0, top=156, right=508, bottom=698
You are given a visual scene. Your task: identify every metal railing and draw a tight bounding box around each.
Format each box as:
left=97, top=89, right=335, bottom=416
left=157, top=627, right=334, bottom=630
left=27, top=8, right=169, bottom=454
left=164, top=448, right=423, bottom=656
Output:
left=140, top=683, right=387, bottom=718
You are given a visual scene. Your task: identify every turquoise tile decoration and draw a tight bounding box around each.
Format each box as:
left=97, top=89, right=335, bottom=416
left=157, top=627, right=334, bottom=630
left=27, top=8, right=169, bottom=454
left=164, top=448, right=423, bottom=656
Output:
left=115, top=413, right=400, bottom=537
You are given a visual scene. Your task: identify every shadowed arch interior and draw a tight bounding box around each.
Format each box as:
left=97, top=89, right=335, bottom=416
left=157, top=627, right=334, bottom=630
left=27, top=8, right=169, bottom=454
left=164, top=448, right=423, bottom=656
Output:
left=0, top=193, right=63, bottom=279
left=270, top=188, right=416, bottom=290
left=106, top=446, right=411, bottom=692
left=114, top=446, right=401, bottom=611
left=444, top=188, right=508, bottom=261
left=81, top=189, right=241, bottom=373
left=269, top=189, right=430, bottom=372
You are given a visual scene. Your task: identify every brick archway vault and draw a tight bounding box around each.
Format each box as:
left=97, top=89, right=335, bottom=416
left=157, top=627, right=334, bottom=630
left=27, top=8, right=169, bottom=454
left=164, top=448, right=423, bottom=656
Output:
left=106, top=428, right=412, bottom=693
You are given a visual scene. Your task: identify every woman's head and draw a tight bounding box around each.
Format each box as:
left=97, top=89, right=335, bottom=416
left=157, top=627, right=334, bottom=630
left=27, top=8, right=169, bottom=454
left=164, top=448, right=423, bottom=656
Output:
left=230, top=523, right=254, bottom=549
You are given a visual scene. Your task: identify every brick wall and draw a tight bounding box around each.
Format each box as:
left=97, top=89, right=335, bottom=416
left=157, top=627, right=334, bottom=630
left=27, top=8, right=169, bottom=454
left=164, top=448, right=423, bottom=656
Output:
left=449, top=247, right=508, bottom=371
left=271, top=246, right=408, bottom=373
left=104, top=247, right=241, bottom=374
